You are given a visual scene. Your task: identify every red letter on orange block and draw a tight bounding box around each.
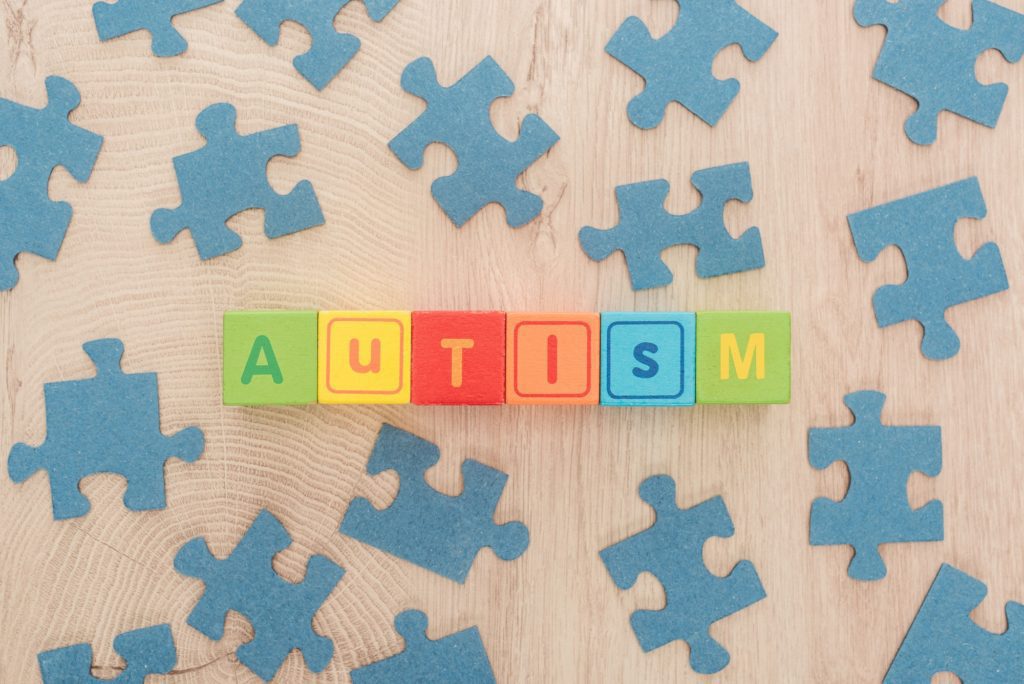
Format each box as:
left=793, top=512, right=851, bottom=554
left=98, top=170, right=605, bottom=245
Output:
left=506, top=313, right=600, bottom=405
left=411, top=312, right=506, bottom=405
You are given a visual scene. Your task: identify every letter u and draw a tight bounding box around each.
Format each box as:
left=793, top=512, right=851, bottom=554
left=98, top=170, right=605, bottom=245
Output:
left=349, top=338, right=381, bottom=373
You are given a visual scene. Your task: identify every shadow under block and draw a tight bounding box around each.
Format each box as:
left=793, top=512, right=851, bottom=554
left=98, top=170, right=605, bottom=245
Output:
left=696, top=312, right=790, bottom=404
left=223, top=311, right=317, bottom=405
left=412, top=311, right=506, bottom=405
left=506, top=313, right=600, bottom=405
left=601, top=312, right=696, bottom=406
left=318, top=311, right=412, bottom=404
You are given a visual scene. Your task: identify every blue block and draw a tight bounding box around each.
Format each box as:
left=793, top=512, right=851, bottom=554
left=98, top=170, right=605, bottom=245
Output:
left=600, top=312, right=695, bottom=406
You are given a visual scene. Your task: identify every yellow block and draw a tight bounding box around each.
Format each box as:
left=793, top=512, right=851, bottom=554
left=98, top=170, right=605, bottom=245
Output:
left=318, top=311, right=411, bottom=404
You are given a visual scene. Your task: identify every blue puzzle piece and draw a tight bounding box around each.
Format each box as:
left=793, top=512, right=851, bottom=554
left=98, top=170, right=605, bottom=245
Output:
left=151, top=103, right=323, bottom=261
left=350, top=610, right=496, bottom=684
left=92, top=0, right=223, bottom=57
left=341, top=424, right=529, bottom=584
left=855, top=0, right=1024, bottom=145
left=886, top=563, right=1024, bottom=682
left=810, top=391, right=942, bottom=581
left=848, top=177, right=1008, bottom=361
left=174, top=508, right=345, bottom=682
left=389, top=56, right=560, bottom=228
left=0, top=77, right=102, bottom=291
left=7, top=339, right=204, bottom=521
left=606, top=0, right=777, bottom=128
left=579, top=163, right=764, bottom=290
left=237, top=0, right=401, bottom=90
left=38, top=624, right=176, bottom=683
left=599, top=475, right=765, bottom=674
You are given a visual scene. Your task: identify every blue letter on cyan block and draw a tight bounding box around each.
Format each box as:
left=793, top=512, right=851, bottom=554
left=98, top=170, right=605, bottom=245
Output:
left=601, top=313, right=696, bottom=406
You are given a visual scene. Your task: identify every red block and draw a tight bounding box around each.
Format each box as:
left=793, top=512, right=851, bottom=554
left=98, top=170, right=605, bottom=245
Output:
left=412, top=311, right=507, bottom=405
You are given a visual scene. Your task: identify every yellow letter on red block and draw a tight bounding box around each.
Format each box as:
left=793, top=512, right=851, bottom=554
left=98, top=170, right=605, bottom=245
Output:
left=318, top=311, right=411, bottom=404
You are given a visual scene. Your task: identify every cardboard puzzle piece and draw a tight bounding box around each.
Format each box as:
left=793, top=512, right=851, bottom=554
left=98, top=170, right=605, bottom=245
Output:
left=848, top=177, right=1008, bottom=361
left=606, top=0, right=777, bottom=128
left=93, top=0, right=223, bottom=57
left=599, top=475, right=765, bottom=674
left=151, top=103, right=323, bottom=261
left=855, top=0, right=1024, bottom=145
left=38, top=624, right=176, bottom=683
left=174, top=508, right=345, bottom=682
left=350, top=610, right=496, bottom=684
left=579, top=163, right=764, bottom=290
left=7, top=339, right=204, bottom=521
left=886, top=563, right=1024, bottom=682
left=0, top=77, right=103, bottom=291
left=340, top=424, right=529, bottom=583
left=389, top=56, right=560, bottom=228
left=236, top=0, right=401, bottom=90
left=809, top=391, right=942, bottom=581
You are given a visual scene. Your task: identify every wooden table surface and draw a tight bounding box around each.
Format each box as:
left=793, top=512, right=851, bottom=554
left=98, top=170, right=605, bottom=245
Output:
left=2, top=0, right=1022, bottom=681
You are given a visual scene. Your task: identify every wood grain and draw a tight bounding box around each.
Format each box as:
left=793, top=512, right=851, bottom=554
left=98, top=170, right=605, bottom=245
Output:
left=2, top=0, right=1023, bottom=681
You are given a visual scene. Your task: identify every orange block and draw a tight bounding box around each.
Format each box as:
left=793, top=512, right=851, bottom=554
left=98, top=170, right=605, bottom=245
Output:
left=506, top=313, right=600, bottom=405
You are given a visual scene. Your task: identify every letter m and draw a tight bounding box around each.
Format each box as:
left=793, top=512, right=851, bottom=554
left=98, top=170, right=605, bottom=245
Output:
left=720, top=333, right=765, bottom=380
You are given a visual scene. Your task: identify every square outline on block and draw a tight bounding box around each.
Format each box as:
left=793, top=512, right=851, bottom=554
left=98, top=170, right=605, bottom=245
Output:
left=605, top=320, right=686, bottom=400
left=512, top=320, right=594, bottom=398
left=324, top=316, right=406, bottom=396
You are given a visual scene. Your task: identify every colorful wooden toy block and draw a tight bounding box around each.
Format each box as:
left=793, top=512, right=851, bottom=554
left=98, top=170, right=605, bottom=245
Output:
left=505, top=313, right=600, bottom=405
left=412, top=311, right=506, bottom=405
left=695, top=311, right=790, bottom=405
left=223, top=311, right=317, bottom=405
left=601, top=312, right=696, bottom=406
left=225, top=310, right=791, bottom=406
left=318, top=311, right=411, bottom=404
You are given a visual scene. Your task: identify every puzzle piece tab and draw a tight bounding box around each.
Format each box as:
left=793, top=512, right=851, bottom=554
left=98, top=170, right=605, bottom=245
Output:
left=579, top=163, right=764, bottom=290
left=237, top=0, right=401, bottom=90
left=606, top=0, right=777, bottom=128
left=174, top=508, right=345, bottom=682
left=886, top=563, right=1024, bottom=682
left=848, top=177, right=1008, bottom=360
left=340, top=423, right=529, bottom=583
left=810, top=391, right=942, bottom=581
left=151, top=103, right=323, bottom=260
left=855, top=0, right=1024, bottom=145
left=350, top=610, right=496, bottom=684
left=389, top=56, right=560, bottom=228
left=93, top=0, right=223, bottom=57
left=0, top=77, right=102, bottom=291
left=38, top=624, right=176, bottom=683
left=7, top=339, right=204, bottom=520
left=599, top=475, right=765, bottom=674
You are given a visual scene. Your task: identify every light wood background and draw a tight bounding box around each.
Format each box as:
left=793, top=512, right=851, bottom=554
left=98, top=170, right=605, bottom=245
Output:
left=2, top=0, right=1023, bottom=681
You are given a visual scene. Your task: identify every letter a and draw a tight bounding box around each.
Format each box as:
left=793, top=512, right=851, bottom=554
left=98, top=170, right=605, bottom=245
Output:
left=242, top=335, right=283, bottom=385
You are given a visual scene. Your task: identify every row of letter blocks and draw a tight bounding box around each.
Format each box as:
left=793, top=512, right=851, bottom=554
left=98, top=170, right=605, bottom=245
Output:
left=223, top=311, right=791, bottom=406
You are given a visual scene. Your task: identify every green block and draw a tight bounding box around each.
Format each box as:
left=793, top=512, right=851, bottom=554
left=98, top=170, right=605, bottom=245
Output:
left=696, top=312, right=790, bottom=405
left=223, top=311, right=317, bottom=405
